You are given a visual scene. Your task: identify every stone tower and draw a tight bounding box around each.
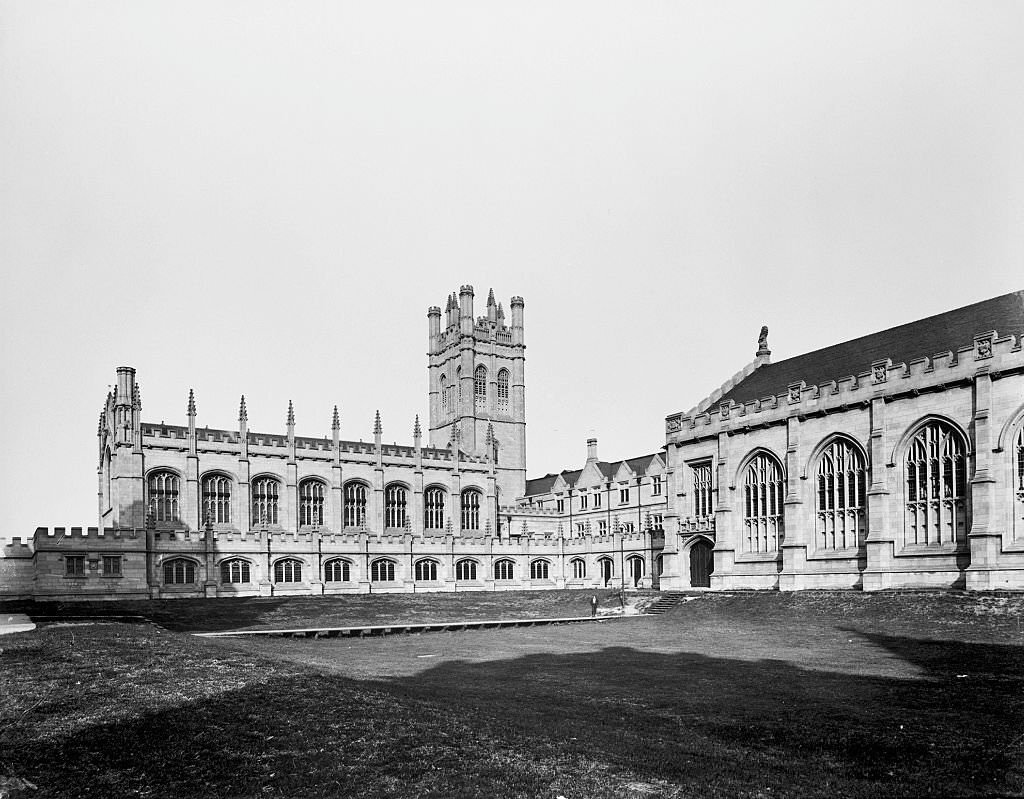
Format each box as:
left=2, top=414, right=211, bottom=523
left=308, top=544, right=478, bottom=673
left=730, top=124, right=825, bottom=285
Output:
left=427, top=285, right=526, bottom=502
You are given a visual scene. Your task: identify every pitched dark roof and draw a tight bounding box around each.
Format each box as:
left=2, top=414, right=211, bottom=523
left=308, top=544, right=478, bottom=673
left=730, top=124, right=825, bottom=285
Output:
left=524, top=453, right=662, bottom=497
left=717, top=290, right=1024, bottom=407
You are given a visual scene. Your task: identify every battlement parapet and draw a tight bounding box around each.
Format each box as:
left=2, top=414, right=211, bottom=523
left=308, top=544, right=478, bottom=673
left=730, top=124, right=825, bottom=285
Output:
left=667, top=332, right=1023, bottom=442
left=3, top=538, right=34, bottom=558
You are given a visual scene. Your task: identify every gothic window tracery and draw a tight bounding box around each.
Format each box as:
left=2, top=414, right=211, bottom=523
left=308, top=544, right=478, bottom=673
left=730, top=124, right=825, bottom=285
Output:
left=414, top=559, right=438, bottom=581
left=440, top=375, right=448, bottom=415
left=251, top=476, right=280, bottom=526
left=742, top=453, right=784, bottom=553
left=148, top=471, right=180, bottom=524
left=692, top=462, right=713, bottom=518
left=1016, top=426, right=1024, bottom=540
left=474, top=365, right=487, bottom=408
left=497, top=368, right=510, bottom=412
left=324, top=558, right=351, bottom=582
left=220, top=558, right=251, bottom=584
left=905, top=422, right=967, bottom=545
left=274, top=558, right=302, bottom=583
left=424, top=487, right=445, bottom=530
left=455, top=558, right=477, bottom=581
left=530, top=559, right=550, bottom=580
left=163, top=558, right=196, bottom=584
left=461, top=488, right=482, bottom=531
left=385, top=484, right=408, bottom=529
left=816, top=440, right=867, bottom=549
left=201, top=474, right=231, bottom=525
left=299, top=479, right=325, bottom=527
left=370, top=558, right=395, bottom=582
left=494, top=558, right=515, bottom=580
left=344, top=482, right=368, bottom=529
left=570, top=557, right=586, bottom=579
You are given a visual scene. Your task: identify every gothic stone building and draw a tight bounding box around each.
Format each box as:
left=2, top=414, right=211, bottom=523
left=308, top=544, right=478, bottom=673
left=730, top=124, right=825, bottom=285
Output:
left=4, top=287, right=1023, bottom=599
left=661, top=290, right=1024, bottom=592
left=14, top=286, right=664, bottom=600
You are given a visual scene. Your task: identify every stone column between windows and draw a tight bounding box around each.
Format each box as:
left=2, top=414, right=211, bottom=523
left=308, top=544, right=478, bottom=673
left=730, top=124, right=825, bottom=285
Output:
left=373, top=465, right=385, bottom=534
left=780, top=414, right=807, bottom=589
left=185, top=451, right=199, bottom=531
left=285, top=460, right=297, bottom=533
left=413, top=469, right=424, bottom=537
left=863, top=395, right=895, bottom=590
left=967, top=368, right=1000, bottom=588
left=237, top=458, right=251, bottom=533
left=330, top=463, right=343, bottom=533
left=711, top=431, right=735, bottom=585
left=451, top=470, right=462, bottom=536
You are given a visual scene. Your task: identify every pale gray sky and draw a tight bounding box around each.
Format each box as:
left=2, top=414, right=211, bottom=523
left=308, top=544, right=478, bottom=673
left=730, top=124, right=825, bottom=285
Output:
left=1, top=1, right=1022, bottom=542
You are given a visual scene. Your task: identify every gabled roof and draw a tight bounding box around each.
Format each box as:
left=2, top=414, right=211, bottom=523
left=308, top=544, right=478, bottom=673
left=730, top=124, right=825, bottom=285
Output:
left=524, top=452, right=664, bottom=497
left=718, top=290, right=1024, bottom=407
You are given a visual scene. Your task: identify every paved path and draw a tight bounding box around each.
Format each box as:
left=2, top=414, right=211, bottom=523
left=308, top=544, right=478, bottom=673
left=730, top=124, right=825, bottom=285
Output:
left=193, top=612, right=645, bottom=639
left=0, top=614, right=36, bottom=635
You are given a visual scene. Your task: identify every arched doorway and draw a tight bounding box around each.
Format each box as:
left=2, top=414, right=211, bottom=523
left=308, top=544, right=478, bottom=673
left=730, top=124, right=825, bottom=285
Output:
left=627, top=555, right=644, bottom=587
left=689, top=539, right=714, bottom=588
left=598, top=557, right=613, bottom=587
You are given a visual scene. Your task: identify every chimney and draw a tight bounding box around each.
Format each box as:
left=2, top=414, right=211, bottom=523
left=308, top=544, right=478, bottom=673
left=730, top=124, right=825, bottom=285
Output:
left=586, top=437, right=598, bottom=463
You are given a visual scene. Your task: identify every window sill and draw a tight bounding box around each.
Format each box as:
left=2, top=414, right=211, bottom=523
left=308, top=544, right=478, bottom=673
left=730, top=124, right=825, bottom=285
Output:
left=63, top=575, right=88, bottom=580
left=100, top=574, right=124, bottom=579
left=735, top=552, right=781, bottom=563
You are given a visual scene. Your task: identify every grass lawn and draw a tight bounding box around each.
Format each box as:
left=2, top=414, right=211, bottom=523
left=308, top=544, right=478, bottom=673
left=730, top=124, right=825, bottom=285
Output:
left=1, top=591, right=1023, bottom=798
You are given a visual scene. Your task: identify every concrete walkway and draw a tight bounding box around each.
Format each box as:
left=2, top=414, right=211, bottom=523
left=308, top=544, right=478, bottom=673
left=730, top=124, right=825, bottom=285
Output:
left=193, top=612, right=644, bottom=639
left=0, top=614, right=36, bottom=635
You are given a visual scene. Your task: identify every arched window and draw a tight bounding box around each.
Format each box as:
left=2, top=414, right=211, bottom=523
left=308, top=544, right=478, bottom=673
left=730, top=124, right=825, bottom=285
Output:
left=424, top=487, right=445, bottom=530
left=274, top=558, right=302, bottom=583
left=494, top=558, right=515, bottom=580
left=474, top=365, right=487, bottom=408
left=148, top=471, right=180, bottom=523
left=461, top=488, right=482, bottom=531
left=455, top=559, right=477, bottom=581
left=570, top=558, right=586, bottom=580
left=440, top=375, right=448, bottom=415
left=692, top=462, right=714, bottom=518
left=905, top=422, right=968, bottom=545
left=816, top=439, right=867, bottom=549
left=371, top=558, right=395, bottom=582
left=385, top=484, right=408, bottom=529
left=251, top=476, right=280, bottom=526
left=598, top=556, right=614, bottom=586
left=1015, top=426, right=1024, bottom=540
left=627, top=555, right=644, bottom=586
left=530, top=559, right=550, bottom=580
left=220, top=558, right=251, bottom=584
left=457, top=366, right=463, bottom=405
left=497, top=368, right=510, bottom=412
left=163, top=558, right=196, bottom=585
left=742, top=453, right=784, bottom=553
left=414, top=559, right=438, bottom=581
left=201, top=474, right=231, bottom=525
left=299, top=479, right=325, bottom=527
left=344, top=482, right=368, bottom=529
left=324, top=558, right=351, bottom=582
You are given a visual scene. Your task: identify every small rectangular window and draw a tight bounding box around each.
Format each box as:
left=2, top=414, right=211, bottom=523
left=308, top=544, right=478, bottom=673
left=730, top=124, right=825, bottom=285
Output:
left=594, top=493, right=602, bottom=508
left=580, top=494, right=588, bottom=510
left=576, top=522, right=585, bottom=533
left=652, top=476, right=663, bottom=496
left=65, top=555, right=86, bottom=577
left=598, top=520, right=608, bottom=534
left=623, top=522, right=635, bottom=533
left=102, top=556, right=122, bottom=576
left=620, top=488, right=630, bottom=504
left=556, top=499, right=565, bottom=513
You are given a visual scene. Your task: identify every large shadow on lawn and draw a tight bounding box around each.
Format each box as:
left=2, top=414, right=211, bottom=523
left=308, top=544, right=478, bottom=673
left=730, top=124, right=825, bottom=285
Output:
left=8, top=632, right=1024, bottom=798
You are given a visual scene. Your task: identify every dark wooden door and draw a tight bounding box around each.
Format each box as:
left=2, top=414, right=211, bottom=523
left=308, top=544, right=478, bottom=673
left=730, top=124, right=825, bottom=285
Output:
left=689, top=540, right=714, bottom=588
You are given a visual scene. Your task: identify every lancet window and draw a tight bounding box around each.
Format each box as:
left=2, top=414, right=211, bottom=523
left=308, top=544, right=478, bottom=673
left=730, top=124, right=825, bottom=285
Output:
left=251, top=477, right=280, bottom=526
left=692, top=462, right=713, bottom=518
left=816, top=440, right=867, bottom=549
left=201, top=474, right=231, bottom=525
left=474, top=365, right=487, bottom=408
left=742, top=453, right=784, bottom=553
left=299, top=479, right=325, bottom=527
left=497, top=368, right=510, bottom=412
left=905, top=422, right=967, bottom=545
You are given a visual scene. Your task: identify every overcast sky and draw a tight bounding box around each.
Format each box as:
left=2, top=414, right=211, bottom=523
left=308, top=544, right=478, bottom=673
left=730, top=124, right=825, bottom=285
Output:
left=1, top=1, right=1022, bottom=543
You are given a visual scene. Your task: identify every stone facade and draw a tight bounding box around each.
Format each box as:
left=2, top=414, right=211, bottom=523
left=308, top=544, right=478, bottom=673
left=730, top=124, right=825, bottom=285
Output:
left=662, top=291, right=1024, bottom=591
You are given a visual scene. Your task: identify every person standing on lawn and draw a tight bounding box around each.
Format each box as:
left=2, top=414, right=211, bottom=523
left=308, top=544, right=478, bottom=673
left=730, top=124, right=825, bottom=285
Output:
left=590, top=594, right=598, bottom=617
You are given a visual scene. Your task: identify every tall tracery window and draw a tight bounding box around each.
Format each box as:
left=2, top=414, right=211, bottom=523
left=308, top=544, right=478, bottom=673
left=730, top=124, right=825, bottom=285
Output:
left=299, top=479, right=325, bottom=527
left=385, top=484, right=408, bottom=529
left=457, top=367, right=463, bottom=405
left=1016, top=426, right=1024, bottom=540
left=816, top=440, right=867, bottom=549
left=274, top=558, right=302, bottom=583
left=424, top=487, right=445, bottom=530
left=461, top=488, right=482, bottom=531
left=742, top=453, right=784, bottom=553
left=251, top=476, right=280, bottom=526
left=440, top=375, right=448, bottom=415
left=201, top=474, right=231, bottom=525
left=474, top=365, right=487, bottom=408
left=692, top=462, right=713, bottom=518
left=571, top=558, right=586, bottom=579
left=497, top=368, right=510, bottom=412
left=905, top=422, right=968, bottom=545
left=370, top=558, right=395, bottom=582
left=148, top=471, right=180, bottom=523
left=344, top=482, right=368, bottom=529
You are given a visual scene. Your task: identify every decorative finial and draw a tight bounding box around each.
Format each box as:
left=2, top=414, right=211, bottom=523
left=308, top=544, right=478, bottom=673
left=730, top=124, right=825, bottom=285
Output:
left=239, top=395, right=248, bottom=422
left=756, top=325, right=770, bottom=357
left=486, top=423, right=494, bottom=445
left=97, top=411, right=104, bottom=435
left=186, top=389, right=196, bottom=416
left=487, top=287, right=495, bottom=305
left=287, top=400, right=295, bottom=426
left=373, top=410, right=382, bottom=435
left=413, top=414, right=421, bottom=438
left=132, top=383, right=141, bottom=410
left=332, top=405, right=340, bottom=431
